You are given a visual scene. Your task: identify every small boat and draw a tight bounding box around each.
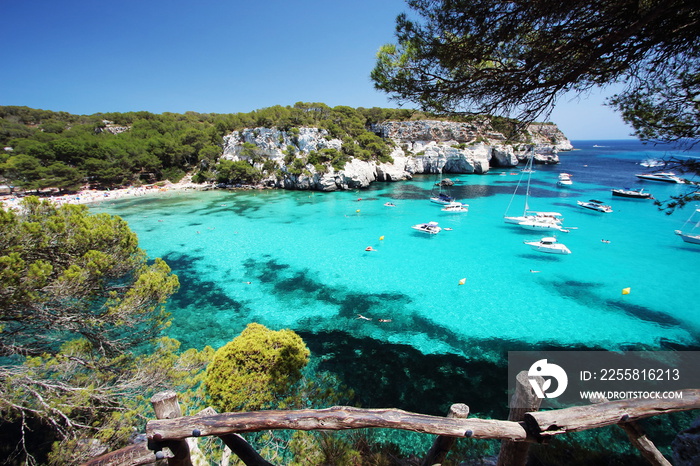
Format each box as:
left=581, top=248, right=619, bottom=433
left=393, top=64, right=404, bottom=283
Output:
left=524, top=237, right=572, bottom=255
left=430, top=192, right=456, bottom=205
left=577, top=199, right=613, bottom=213
left=504, top=154, right=566, bottom=229
left=441, top=201, right=469, bottom=213
left=430, top=172, right=458, bottom=205
left=557, top=173, right=573, bottom=187
left=635, top=172, right=684, bottom=183
left=675, top=207, right=700, bottom=245
left=611, top=188, right=654, bottom=199
left=640, top=158, right=664, bottom=168
left=676, top=230, right=700, bottom=245
left=411, top=221, right=441, bottom=234
left=504, top=211, right=564, bottom=225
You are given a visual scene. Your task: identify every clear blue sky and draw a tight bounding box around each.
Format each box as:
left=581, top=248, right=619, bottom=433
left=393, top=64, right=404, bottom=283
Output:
left=0, top=0, right=634, bottom=140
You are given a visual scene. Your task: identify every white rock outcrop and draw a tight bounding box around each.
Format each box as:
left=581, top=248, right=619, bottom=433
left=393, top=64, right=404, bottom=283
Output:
left=220, top=120, right=572, bottom=191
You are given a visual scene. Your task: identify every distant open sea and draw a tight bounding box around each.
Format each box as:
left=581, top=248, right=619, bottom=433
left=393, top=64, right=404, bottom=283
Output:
left=94, top=139, right=700, bottom=420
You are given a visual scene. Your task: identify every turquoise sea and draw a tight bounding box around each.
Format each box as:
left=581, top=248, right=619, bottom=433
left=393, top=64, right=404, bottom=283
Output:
left=94, top=140, right=700, bottom=418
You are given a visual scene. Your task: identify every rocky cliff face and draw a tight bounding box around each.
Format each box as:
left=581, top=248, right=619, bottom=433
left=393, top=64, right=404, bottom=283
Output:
left=221, top=120, right=572, bottom=191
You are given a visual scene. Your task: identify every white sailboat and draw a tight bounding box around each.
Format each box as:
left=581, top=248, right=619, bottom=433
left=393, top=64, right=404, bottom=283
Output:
left=430, top=172, right=457, bottom=205
left=675, top=207, right=700, bottom=245
left=504, top=153, right=567, bottom=232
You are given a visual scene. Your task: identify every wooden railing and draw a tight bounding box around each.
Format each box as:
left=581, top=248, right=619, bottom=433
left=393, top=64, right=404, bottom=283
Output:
left=84, top=374, right=700, bottom=466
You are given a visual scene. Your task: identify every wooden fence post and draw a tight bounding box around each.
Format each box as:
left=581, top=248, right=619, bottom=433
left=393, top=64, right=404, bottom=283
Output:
left=497, top=370, right=543, bottom=466
left=150, top=391, right=193, bottom=466
left=195, top=407, right=275, bottom=466
left=618, top=421, right=672, bottom=466
left=589, top=395, right=671, bottom=466
left=82, top=442, right=168, bottom=466
left=420, top=403, right=470, bottom=466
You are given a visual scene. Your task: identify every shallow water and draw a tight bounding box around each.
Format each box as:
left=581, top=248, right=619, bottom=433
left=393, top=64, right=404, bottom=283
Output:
left=94, top=140, right=700, bottom=416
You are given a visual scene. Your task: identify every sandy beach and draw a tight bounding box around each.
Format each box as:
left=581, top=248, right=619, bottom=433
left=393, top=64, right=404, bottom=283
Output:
left=0, top=176, right=207, bottom=211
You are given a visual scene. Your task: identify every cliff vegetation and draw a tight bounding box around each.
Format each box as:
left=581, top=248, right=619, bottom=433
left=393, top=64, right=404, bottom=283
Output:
left=0, top=103, right=569, bottom=194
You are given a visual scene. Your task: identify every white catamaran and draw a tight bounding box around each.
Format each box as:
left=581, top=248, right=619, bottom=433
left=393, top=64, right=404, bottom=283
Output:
left=504, top=153, right=568, bottom=232
left=430, top=171, right=457, bottom=205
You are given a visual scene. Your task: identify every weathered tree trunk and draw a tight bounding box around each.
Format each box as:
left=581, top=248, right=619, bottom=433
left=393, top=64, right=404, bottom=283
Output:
left=524, top=389, right=700, bottom=437
left=147, top=406, right=528, bottom=442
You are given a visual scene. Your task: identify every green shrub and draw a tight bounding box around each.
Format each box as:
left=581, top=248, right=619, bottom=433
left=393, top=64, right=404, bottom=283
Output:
left=161, top=167, right=186, bottom=183
left=204, top=323, right=310, bottom=412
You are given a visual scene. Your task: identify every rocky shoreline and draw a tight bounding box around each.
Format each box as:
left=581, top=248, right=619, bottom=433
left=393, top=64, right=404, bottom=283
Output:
left=221, top=120, right=573, bottom=191
left=0, top=120, right=573, bottom=208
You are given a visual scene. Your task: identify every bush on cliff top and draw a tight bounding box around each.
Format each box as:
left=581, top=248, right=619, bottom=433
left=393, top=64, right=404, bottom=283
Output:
left=204, top=323, right=310, bottom=412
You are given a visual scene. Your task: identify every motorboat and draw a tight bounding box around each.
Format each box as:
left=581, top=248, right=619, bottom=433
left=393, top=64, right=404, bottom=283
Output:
left=557, top=173, right=573, bottom=187
left=430, top=192, right=456, bottom=205
left=524, top=237, right=572, bottom=255
left=635, top=172, right=684, bottom=183
left=675, top=207, right=700, bottom=245
left=577, top=199, right=613, bottom=213
left=441, top=201, right=469, bottom=213
left=611, top=188, right=654, bottom=199
left=640, top=158, right=664, bottom=168
left=411, top=221, right=441, bottom=234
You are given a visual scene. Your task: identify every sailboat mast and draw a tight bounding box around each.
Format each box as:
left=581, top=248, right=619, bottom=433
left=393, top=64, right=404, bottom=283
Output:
left=523, top=153, right=533, bottom=215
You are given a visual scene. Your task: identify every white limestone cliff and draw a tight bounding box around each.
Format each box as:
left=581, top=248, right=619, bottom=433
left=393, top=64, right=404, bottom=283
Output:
left=220, top=120, right=572, bottom=191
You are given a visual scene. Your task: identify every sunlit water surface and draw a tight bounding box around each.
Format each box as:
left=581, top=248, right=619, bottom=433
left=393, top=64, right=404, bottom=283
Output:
left=94, top=140, right=700, bottom=418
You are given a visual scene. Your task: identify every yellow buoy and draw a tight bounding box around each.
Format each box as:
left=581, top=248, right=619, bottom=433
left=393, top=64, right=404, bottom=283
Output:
left=622, top=287, right=631, bottom=295
left=356, top=209, right=360, bottom=213
left=458, top=278, right=467, bottom=285
left=379, top=236, right=385, bottom=241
